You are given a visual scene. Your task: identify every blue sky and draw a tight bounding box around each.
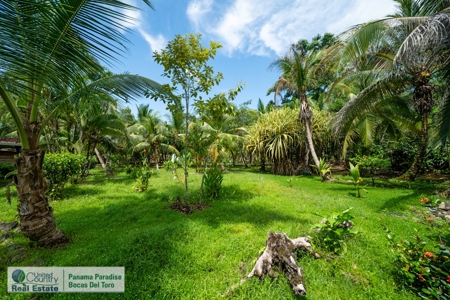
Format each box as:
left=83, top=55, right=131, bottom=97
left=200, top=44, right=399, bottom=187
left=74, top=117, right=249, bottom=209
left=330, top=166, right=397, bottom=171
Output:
left=112, top=0, right=397, bottom=119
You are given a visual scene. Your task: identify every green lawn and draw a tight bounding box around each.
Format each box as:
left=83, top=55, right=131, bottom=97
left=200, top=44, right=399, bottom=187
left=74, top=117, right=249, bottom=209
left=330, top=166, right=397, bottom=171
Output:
left=0, top=166, right=444, bottom=299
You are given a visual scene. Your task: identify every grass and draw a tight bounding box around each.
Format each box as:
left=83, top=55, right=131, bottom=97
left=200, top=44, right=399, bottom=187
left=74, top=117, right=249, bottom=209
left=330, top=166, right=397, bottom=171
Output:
left=0, top=166, right=446, bottom=299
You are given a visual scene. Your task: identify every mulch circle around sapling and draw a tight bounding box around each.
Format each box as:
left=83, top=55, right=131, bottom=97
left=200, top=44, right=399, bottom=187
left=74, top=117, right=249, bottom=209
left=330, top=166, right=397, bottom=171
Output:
left=168, top=196, right=210, bottom=214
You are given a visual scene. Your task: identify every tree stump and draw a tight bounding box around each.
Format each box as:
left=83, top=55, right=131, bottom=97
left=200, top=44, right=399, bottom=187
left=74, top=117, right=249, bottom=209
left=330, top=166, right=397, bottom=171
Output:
left=226, top=232, right=320, bottom=297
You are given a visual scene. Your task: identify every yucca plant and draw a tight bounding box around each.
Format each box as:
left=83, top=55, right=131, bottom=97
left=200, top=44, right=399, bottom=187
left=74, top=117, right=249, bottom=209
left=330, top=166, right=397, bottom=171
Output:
left=349, top=162, right=363, bottom=197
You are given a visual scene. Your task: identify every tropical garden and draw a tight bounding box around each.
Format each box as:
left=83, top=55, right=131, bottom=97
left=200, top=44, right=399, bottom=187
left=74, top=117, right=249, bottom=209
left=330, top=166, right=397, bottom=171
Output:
left=0, top=0, right=450, bottom=299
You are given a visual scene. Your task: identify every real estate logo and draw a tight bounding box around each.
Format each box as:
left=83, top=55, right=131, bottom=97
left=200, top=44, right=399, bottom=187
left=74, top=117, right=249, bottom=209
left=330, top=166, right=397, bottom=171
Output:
left=8, top=268, right=60, bottom=292
left=7, top=267, right=124, bottom=293
left=11, top=269, right=25, bottom=283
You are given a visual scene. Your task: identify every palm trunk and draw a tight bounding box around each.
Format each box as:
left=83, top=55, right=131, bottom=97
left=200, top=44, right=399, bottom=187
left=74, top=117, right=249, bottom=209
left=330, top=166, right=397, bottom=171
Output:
left=405, top=112, right=429, bottom=181
left=94, top=147, right=106, bottom=169
left=305, top=119, right=320, bottom=168
left=14, top=149, right=66, bottom=246
left=402, top=78, right=433, bottom=181
left=300, top=96, right=320, bottom=169
left=184, top=85, right=190, bottom=203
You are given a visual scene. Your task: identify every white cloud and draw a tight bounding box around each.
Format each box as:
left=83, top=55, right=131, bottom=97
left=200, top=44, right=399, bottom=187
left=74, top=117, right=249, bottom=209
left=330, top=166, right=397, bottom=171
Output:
left=119, top=0, right=168, bottom=54
left=139, top=29, right=167, bottom=53
left=326, top=0, right=396, bottom=34
left=187, top=0, right=214, bottom=30
left=187, top=0, right=397, bottom=56
left=118, top=0, right=143, bottom=30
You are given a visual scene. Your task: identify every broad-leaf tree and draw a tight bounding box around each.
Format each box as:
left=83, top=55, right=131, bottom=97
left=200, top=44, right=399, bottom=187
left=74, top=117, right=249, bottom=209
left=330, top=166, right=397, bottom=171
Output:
left=0, top=0, right=161, bottom=246
left=147, top=34, right=224, bottom=202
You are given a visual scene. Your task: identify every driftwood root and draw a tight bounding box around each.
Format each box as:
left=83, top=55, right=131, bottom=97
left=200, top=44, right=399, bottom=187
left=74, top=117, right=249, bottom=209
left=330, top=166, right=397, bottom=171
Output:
left=225, top=232, right=320, bottom=297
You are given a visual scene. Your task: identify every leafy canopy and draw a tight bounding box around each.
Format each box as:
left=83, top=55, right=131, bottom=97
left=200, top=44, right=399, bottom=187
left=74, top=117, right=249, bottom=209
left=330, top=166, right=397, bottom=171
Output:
left=146, top=33, right=224, bottom=111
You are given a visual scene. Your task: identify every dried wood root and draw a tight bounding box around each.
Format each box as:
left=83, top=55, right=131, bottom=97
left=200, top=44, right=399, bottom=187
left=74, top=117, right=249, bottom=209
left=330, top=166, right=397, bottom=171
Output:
left=224, top=232, right=320, bottom=297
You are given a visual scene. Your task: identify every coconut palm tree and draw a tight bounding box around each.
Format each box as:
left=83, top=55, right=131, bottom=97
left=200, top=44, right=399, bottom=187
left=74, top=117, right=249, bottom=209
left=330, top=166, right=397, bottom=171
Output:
left=0, top=0, right=161, bottom=246
left=332, top=0, right=450, bottom=180
left=269, top=47, right=325, bottom=170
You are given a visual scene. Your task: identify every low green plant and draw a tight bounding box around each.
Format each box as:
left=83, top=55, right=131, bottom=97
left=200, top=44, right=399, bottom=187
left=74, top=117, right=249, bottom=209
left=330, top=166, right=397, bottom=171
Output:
left=163, top=160, right=177, bottom=172
left=312, top=158, right=331, bottom=181
left=287, top=177, right=294, bottom=188
left=133, top=167, right=151, bottom=192
left=383, top=225, right=450, bottom=299
left=132, top=158, right=152, bottom=192
left=204, top=165, right=223, bottom=200
left=43, top=152, right=84, bottom=199
left=312, top=208, right=357, bottom=253
left=349, top=162, right=363, bottom=197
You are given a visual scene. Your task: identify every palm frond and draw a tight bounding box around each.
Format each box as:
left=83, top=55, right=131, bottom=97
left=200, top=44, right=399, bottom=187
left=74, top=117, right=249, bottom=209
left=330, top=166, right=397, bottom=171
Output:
left=395, top=12, right=450, bottom=67
left=333, top=72, right=410, bottom=137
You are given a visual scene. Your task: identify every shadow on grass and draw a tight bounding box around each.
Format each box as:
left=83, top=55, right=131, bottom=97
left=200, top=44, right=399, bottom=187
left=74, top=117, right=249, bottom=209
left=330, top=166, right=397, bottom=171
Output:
left=219, top=184, right=258, bottom=202
left=57, top=179, right=303, bottom=234
left=226, top=165, right=272, bottom=174
left=377, top=190, right=424, bottom=212
left=41, top=182, right=307, bottom=298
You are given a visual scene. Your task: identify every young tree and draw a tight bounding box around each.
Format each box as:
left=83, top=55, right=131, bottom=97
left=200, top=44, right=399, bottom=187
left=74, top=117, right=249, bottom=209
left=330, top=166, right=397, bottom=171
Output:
left=147, top=34, right=223, bottom=202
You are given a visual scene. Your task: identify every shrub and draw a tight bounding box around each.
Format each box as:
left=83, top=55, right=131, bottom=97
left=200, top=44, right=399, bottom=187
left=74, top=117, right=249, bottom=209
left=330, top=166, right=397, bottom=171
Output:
left=349, top=154, right=391, bottom=176
left=132, top=166, right=151, bottom=192
left=383, top=225, right=450, bottom=299
left=131, top=157, right=153, bottom=192
left=204, top=165, right=223, bottom=200
left=43, top=152, right=84, bottom=199
left=311, top=208, right=357, bottom=253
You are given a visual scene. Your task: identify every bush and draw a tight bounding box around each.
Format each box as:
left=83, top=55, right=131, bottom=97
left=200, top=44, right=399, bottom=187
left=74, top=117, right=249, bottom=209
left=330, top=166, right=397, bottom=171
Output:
left=349, top=154, right=391, bottom=176
left=312, top=208, right=357, bottom=253
left=204, top=165, right=223, bottom=200
left=43, top=152, right=84, bottom=199
left=132, top=166, right=152, bottom=192
left=383, top=225, right=450, bottom=299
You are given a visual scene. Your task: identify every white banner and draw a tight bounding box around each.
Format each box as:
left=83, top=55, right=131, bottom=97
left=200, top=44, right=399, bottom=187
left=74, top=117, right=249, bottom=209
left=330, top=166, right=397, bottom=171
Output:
left=7, top=267, right=124, bottom=293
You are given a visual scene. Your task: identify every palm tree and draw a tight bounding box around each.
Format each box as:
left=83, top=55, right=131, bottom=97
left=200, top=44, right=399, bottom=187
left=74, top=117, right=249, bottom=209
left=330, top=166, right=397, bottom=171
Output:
left=269, top=46, right=325, bottom=170
left=332, top=0, right=450, bottom=180
left=0, top=0, right=161, bottom=246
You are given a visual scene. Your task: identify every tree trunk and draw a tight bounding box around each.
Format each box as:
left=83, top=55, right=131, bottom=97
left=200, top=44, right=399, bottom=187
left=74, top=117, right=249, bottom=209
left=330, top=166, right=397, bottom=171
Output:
left=184, top=85, right=190, bottom=203
left=231, top=151, right=236, bottom=167
left=402, top=78, right=433, bottom=181
left=304, top=119, right=320, bottom=169
left=14, top=149, right=66, bottom=246
left=260, top=149, right=266, bottom=171
left=404, top=112, right=429, bottom=181
left=241, top=152, right=248, bottom=168
left=94, top=147, right=106, bottom=169
left=300, top=96, right=320, bottom=169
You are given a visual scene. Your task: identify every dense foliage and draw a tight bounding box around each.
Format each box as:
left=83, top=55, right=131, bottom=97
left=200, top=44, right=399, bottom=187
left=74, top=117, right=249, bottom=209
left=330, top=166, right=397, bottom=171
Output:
left=43, top=152, right=84, bottom=199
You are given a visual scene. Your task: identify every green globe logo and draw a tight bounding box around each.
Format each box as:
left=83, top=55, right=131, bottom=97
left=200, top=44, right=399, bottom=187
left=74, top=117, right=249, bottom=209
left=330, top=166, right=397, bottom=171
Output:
left=12, top=269, right=25, bottom=283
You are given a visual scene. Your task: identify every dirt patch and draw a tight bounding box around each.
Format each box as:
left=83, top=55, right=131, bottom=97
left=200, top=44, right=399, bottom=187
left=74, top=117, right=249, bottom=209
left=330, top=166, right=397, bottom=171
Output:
left=169, top=197, right=210, bottom=214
